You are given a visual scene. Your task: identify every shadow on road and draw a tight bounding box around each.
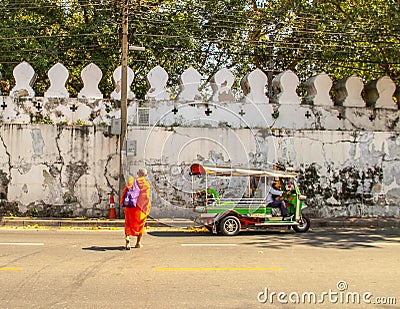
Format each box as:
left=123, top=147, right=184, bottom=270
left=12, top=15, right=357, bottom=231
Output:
left=82, top=246, right=126, bottom=252
left=244, top=228, right=400, bottom=250
left=149, top=227, right=400, bottom=250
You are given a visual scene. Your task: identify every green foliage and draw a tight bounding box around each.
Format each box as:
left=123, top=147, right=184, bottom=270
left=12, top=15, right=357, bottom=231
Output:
left=0, top=0, right=398, bottom=98
left=28, top=207, right=39, bottom=217
left=75, top=119, right=86, bottom=126
left=30, top=114, right=54, bottom=124
left=272, top=108, right=280, bottom=119
left=105, top=105, right=112, bottom=113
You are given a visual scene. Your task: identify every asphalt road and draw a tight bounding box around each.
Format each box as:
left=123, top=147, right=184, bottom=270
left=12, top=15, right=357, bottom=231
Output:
left=0, top=226, right=399, bottom=308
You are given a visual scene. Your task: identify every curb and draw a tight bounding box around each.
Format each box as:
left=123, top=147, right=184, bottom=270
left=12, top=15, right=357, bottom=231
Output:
left=0, top=217, right=195, bottom=229
left=0, top=217, right=125, bottom=228
left=1, top=216, right=399, bottom=229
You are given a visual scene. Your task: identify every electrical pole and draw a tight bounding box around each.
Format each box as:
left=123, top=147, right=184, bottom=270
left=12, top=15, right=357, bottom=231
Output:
left=118, top=0, right=129, bottom=219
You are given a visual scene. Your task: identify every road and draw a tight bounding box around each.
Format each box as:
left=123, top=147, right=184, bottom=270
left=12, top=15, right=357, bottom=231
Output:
left=0, top=226, right=399, bottom=308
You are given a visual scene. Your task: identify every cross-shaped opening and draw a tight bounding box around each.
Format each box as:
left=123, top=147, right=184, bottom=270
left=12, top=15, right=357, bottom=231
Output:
left=205, top=107, right=212, bottom=116
left=34, top=102, right=42, bottom=110
left=337, top=113, right=345, bottom=120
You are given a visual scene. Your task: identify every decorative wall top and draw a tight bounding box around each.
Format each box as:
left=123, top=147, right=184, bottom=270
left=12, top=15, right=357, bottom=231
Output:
left=210, top=67, right=235, bottom=102
left=334, top=75, right=365, bottom=107
left=271, top=70, right=301, bottom=105
left=304, top=72, right=333, bottom=106
left=0, top=61, right=399, bottom=132
left=176, top=67, right=203, bottom=102
left=145, top=65, right=169, bottom=101
left=241, top=68, right=269, bottom=104
left=10, top=61, right=36, bottom=98
left=1, top=61, right=399, bottom=109
left=78, top=63, right=103, bottom=100
left=45, top=63, right=70, bottom=98
left=365, top=76, right=398, bottom=110
left=111, top=65, right=135, bottom=101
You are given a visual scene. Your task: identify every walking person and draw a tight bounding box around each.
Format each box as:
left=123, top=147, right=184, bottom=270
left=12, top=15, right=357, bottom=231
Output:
left=120, top=168, right=151, bottom=250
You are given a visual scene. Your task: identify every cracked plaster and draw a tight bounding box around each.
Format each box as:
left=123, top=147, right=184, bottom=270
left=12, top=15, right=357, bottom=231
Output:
left=0, top=121, right=399, bottom=219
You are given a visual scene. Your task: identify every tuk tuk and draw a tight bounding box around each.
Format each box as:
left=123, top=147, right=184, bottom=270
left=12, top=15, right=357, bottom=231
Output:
left=190, top=163, right=310, bottom=236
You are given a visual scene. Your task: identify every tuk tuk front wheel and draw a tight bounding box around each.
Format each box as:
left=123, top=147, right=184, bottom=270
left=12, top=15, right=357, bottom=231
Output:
left=219, top=216, right=241, bottom=236
left=293, top=215, right=310, bottom=233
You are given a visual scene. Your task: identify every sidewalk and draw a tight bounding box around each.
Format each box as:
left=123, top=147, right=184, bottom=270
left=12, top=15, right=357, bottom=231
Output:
left=1, top=216, right=400, bottom=229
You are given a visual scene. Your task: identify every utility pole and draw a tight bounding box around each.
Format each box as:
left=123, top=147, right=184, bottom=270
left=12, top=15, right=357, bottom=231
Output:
left=118, top=0, right=129, bottom=219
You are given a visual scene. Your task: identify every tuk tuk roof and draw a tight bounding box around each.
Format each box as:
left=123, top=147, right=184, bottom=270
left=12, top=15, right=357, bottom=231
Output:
left=190, top=163, right=298, bottom=178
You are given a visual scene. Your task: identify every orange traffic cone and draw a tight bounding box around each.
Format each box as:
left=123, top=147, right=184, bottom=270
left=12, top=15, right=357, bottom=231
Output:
left=108, top=194, right=117, bottom=219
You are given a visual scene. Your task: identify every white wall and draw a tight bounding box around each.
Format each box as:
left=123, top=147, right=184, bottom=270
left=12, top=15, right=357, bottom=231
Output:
left=0, top=63, right=399, bottom=218
left=2, top=123, right=398, bottom=218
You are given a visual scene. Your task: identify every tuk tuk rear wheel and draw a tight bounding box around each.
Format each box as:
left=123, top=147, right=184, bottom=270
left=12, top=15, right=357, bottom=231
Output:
left=219, top=216, right=241, bottom=236
left=293, top=215, right=310, bottom=233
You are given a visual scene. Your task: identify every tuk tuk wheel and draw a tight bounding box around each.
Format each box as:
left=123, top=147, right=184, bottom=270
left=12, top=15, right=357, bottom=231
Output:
left=293, top=215, right=310, bottom=233
left=219, top=216, right=241, bottom=236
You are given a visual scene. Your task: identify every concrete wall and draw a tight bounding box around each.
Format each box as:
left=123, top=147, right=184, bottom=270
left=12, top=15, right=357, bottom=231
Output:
left=0, top=124, right=119, bottom=217
left=130, top=128, right=399, bottom=219
left=0, top=123, right=399, bottom=218
left=0, top=62, right=399, bottom=218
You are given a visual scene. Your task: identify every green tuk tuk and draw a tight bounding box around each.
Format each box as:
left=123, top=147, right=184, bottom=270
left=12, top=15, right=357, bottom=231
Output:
left=190, top=163, right=310, bottom=236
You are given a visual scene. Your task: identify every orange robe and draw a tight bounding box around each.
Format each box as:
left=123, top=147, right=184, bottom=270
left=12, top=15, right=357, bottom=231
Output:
left=120, top=177, right=151, bottom=236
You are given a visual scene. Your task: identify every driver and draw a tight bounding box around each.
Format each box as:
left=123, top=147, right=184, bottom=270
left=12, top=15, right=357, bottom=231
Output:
left=266, top=179, right=293, bottom=220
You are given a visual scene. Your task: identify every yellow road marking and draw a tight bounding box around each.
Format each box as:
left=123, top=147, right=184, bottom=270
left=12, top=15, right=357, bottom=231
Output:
left=0, top=267, right=22, bottom=271
left=155, top=267, right=281, bottom=271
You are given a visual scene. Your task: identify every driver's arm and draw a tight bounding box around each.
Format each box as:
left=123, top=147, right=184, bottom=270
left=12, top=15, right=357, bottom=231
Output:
left=269, top=186, right=283, bottom=196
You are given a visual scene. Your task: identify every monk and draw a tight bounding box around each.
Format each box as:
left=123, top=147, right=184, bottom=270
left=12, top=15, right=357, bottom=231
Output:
left=120, top=168, right=151, bottom=250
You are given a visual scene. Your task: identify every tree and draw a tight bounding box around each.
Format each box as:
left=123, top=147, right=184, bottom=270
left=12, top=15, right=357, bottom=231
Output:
left=0, top=0, right=399, bottom=99
left=0, top=0, right=121, bottom=97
